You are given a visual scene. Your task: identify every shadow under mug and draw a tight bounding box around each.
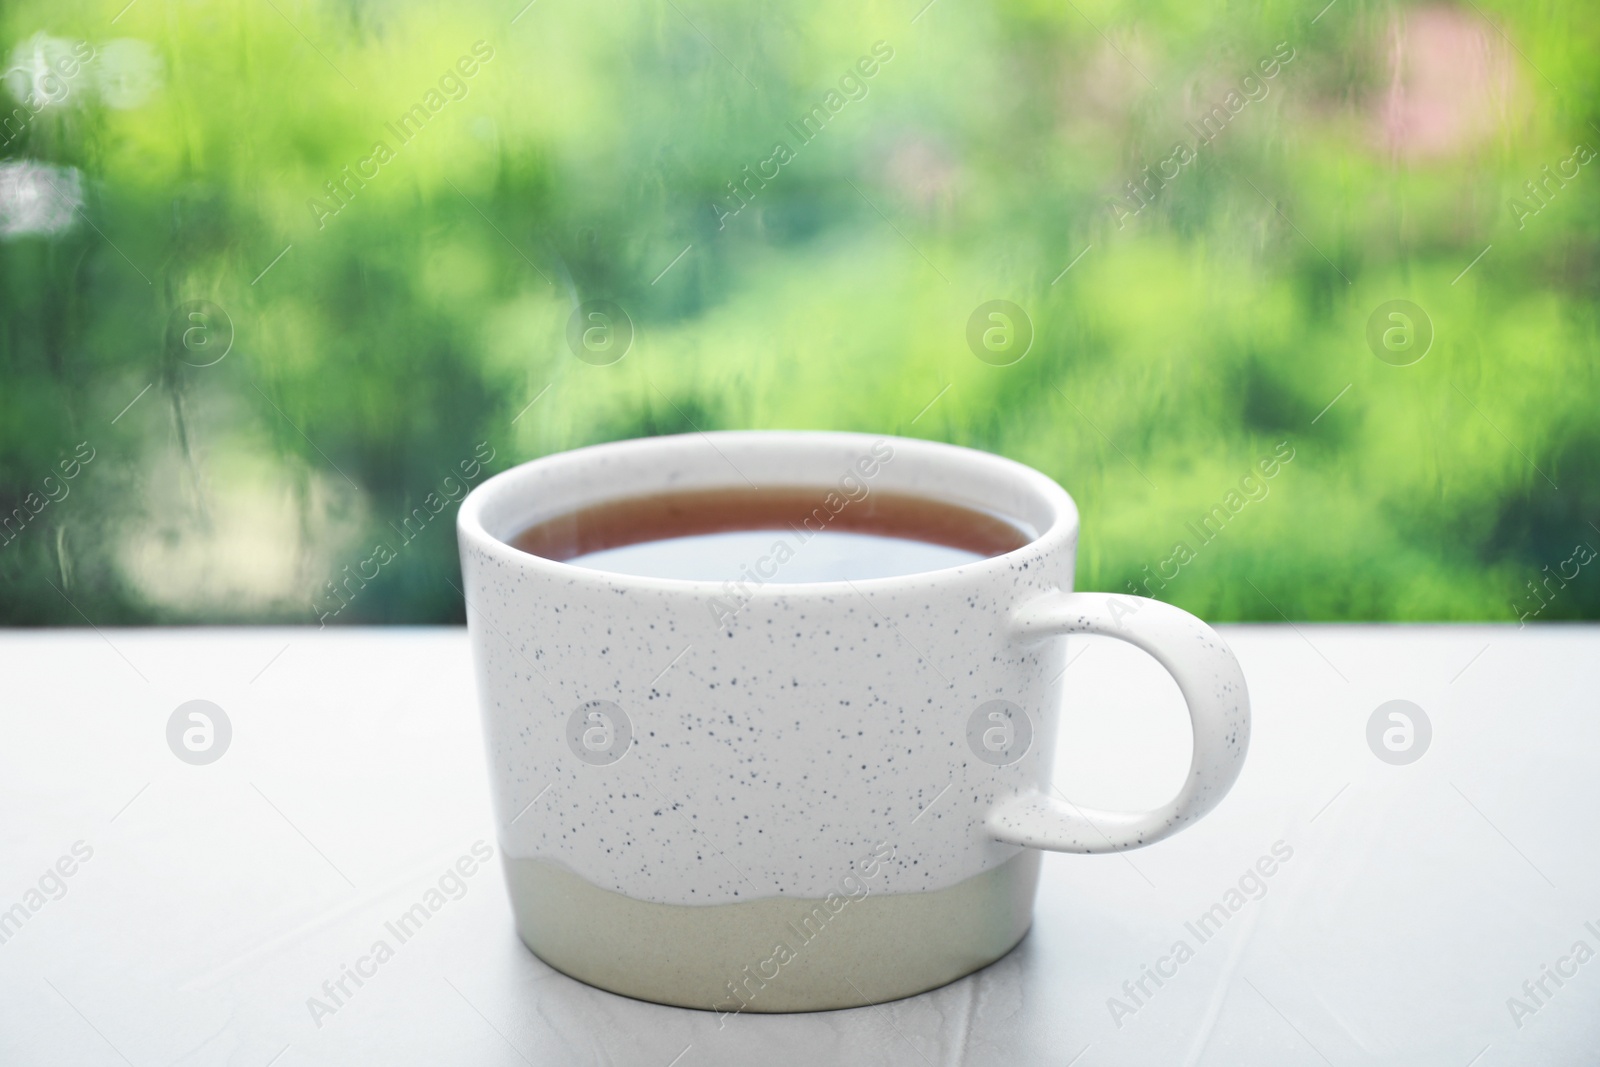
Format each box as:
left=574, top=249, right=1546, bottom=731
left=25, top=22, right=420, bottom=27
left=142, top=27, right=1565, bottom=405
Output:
left=456, top=431, right=1249, bottom=1013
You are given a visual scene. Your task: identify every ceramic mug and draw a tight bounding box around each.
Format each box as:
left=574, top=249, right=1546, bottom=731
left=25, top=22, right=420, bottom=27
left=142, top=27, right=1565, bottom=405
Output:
left=456, top=431, right=1249, bottom=1013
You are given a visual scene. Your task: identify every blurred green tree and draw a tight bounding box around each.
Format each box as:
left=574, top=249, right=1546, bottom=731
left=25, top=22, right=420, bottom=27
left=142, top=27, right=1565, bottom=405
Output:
left=0, top=0, right=1596, bottom=624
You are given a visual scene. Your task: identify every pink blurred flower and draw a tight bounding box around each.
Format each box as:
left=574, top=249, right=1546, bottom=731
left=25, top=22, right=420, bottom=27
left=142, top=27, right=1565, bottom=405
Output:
left=1374, top=5, right=1515, bottom=161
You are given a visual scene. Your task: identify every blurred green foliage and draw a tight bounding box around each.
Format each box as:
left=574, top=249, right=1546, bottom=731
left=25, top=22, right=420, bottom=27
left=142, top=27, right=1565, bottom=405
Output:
left=1, top=0, right=1597, bottom=624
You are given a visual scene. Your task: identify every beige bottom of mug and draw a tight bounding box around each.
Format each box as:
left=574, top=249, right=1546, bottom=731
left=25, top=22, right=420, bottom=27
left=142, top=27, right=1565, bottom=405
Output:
left=502, top=849, right=1041, bottom=1013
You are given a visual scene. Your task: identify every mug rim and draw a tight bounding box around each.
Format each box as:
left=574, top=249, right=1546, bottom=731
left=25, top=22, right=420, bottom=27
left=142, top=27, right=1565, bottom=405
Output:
left=457, top=430, right=1079, bottom=595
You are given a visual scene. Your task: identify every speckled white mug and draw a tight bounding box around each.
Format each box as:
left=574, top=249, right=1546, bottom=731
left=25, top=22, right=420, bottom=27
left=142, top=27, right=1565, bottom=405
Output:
left=456, top=431, right=1249, bottom=1013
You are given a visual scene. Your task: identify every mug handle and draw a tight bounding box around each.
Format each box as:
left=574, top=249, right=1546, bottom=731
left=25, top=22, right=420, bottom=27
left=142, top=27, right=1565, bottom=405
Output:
left=986, top=592, right=1250, bottom=853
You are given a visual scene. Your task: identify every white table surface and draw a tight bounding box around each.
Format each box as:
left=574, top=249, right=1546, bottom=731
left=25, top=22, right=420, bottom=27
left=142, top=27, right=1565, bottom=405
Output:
left=1, top=625, right=1596, bottom=1067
